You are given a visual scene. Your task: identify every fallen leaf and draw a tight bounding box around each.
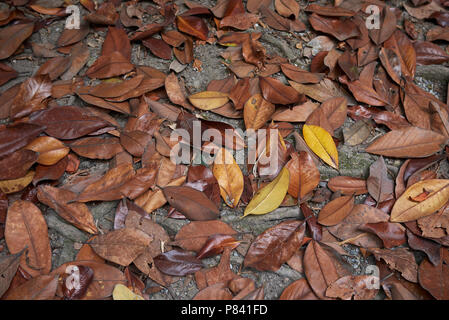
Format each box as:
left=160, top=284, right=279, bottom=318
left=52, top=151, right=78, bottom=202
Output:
left=303, top=124, right=339, bottom=169
left=5, top=200, right=52, bottom=277
left=244, top=167, right=290, bottom=217
left=243, top=219, right=305, bottom=271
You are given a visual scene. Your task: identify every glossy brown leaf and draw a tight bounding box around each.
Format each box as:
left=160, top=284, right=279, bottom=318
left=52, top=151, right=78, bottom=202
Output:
left=360, top=222, right=406, bottom=249
left=61, top=265, right=94, bottom=300
left=154, top=249, right=202, bottom=276
left=163, top=186, right=219, bottom=221
left=414, top=41, right=449, bottom=65
left=196, top=234, right=240, bottom=259
left=10, top=75, right=52, bottom=119
left=243, top=220, right=305, bottom=271
left=328, top=176, right=368, bottom=195
left=176, top=15, right=208, bottom=41
left=5, top=200, right=52, bottom=277
left=51, top=261, right=126, bottom=300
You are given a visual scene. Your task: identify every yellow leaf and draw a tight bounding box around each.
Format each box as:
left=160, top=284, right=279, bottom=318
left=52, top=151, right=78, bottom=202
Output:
left=25, top=136, right=70, bottom=166
left=243, top=166, right=290, bottom=217
left=391, top=179, right=449, bottom=222
left=112, top=284, right=144, bottom=300
left=0, top=170, right=34, bottom=194
left=303, top=124, right=338, bottom=169
left=188, top=91, right=229, bottom=110
left=212, top=147, right=244, bottom=208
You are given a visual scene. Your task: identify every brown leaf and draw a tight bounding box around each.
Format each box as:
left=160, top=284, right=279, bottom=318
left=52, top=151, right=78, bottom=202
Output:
left=5, top=200, right=52, bottom=277
left=143, top=37, right=172, bottom=60
left=69, top=137, right=124, bottom=160
left=274, top=0, right=300, bottom=18
left=260, top=77, right=305, bottom=105
left=89, top=228, right=152, bottom=266
left=279, top=278, right=319, bottom=300
left=285, top=151, right=320, bottom=199
left=61, top=265, right=94, bottom=300
left=328, top=204, right=389, bottom=248
left=368, top=5, right=397, bottom=45
left=413, top=41, right=449, bottom=65
left=154, top=249, right=202, bottom=276
left=37, top=185, right=98, bottom=234
left=384, top=29, right=416, bottom=79
left=165, top=73, right=194, bottom=111
left=367, top=156, right=394, bottom=203
left=2, top=275, right=58, bottom=300
left=328, top=176, right=368, bottom=195
left=163, top=186, right=219, bottom=221
left=370, top=247, right=418, bottom=283
left=0, top=22, right=34, bottom=60
left=119, top=130, right=152, bottom=157
left=10, top=75, right=52, bottom=119
left=57, top=21, right=90, bottom=47
left=243, top=220, right=305, bottom=271
left=176, top=15, right=208, bottom=41
left=303, top=240, right=340, bottom=299
left=0, top=149, right=38, bottom=180
left=260, top=6, right=305, bottom=32
left=0, top=250, right=24, bottom=298
left=365, top=126, right=447, bottom=158
left=418, top=248, right=449, bottom=299
left=359, top=222, right=406, bottom=249
left=102, top=27, right=132, bottom=61
left=75, top=164, right=157, bottom=202
left=407, top=229, right=441, bottom=266
left=220, top=13, right=259, bottom=30
left=289, top=78, right=356, bottom=105
left=318, top=196, right=355, bottom=227
left=326, top=275, right=378, bottom=300
left=25, top=136, right=69, bottom=166
left=52, top=261, right=126, bottom=300
left=307, top=97, right=348, bottom=134
left=193, top=282, right=233, bottom=300
left=171, top=220, right=237, bottom=252
left=281, top=63, right=324, bottom=84
left=85, top=51, right=134, bottom=79
left=309, top=13, right=360, bottom=41
left=243, top=93, right=275, bottom=130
